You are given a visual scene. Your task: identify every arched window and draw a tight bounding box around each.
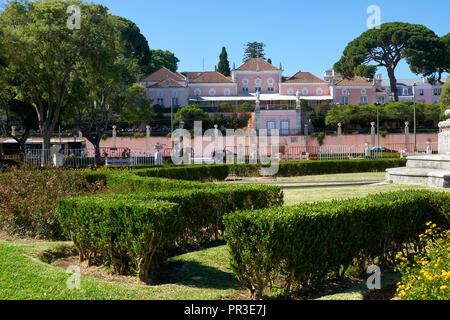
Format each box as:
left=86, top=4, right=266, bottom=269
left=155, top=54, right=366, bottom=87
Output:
left=316, top=88, right=323, bottom=96
left=209, top=88, right=216, bottom=96
left=194, top=88, right=201, bottom=96
left=224, top=88, right=231, bottom=96
left=287, top=88, right=294, bottom=95
left=302, top=88, right=309, bottom=96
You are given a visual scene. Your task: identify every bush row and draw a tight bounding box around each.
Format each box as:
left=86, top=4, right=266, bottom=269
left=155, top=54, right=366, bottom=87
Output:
left=134, top=164, right=230, bottom=181
left=58, top=197, right=181, bottom=282
left=223, top=190, right=450, bottom=299
left=94, top=158, right=407, bottom=181
left=0, top=168, right=105, bottom=239
left=229, top=158, right=407, bottom=178
left=58, top=170, right=283, bottom=282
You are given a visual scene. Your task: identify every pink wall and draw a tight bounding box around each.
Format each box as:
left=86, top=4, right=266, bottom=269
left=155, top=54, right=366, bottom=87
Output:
left=234, top=72, right=281, bottom=93
left=148, top=88, right=188, bottom=107
left=189, top=85, right=237, bottom=98
left=279, top=84, right=330, bottom=96
left=87, top=133, right=438, bottom=152
left=335, top=87, right=374, bottom=105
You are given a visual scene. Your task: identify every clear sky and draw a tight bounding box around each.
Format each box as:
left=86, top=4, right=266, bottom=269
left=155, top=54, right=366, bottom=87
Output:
left=2, top=0, right=449, bottom=80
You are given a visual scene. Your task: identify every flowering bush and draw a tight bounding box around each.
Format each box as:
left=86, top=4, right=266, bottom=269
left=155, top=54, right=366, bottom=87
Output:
left=0, top=168, right=104, bottom=239
left=396, top=222, right=450, bottom=300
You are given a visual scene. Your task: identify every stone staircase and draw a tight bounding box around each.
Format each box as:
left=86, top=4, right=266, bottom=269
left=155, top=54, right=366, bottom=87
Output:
left=387, top=108, right=450, bottom=188
left=386, top=155, right=450, bottom=188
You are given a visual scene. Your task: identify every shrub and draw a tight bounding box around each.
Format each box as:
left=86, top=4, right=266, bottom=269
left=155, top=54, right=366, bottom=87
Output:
left=224, top=190, right=450, bottom=299
left=58, top=197, right=181, bottom=282
left=122, top=184, right=283, bottom=245
left=0, top=168, right=105, bottom=239
left=395, top=223, right=450, bottom=300
left=229, top=159, right=407, bottom=178
left=134, top=165, right=230, bottom=181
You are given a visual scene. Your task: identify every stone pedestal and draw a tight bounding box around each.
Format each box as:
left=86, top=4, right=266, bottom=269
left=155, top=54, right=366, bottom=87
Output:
left=386, top=109, right=450, bottom=188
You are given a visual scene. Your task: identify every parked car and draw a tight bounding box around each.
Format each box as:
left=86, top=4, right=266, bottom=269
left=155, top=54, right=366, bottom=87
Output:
left=369, top=146, right=398, bottom=154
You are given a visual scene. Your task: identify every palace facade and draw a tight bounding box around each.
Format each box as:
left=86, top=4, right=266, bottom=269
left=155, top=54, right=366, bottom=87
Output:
left=139, top=58, right=390, bottom=110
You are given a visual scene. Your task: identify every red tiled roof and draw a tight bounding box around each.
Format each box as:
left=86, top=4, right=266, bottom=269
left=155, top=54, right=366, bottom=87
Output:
left=185, top=71, right=234, bottom=84
left=335, top=76, right=373, bottom=87
left=142, top=67, right=185, bottom=82
left=236, top=58, right=281, bottom=71
left=282, top=71, right=326, bottom=84
left=149, top=77, right=186, bottom=88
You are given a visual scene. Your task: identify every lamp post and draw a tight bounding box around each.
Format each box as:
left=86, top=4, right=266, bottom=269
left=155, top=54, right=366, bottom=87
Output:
left=377, top=105, right=380, bottom=147
left=171, top=102, right=174, bottom=149
left=179, top=119, right=184, bottom=158
left=413, top=83, right=417, bottom=152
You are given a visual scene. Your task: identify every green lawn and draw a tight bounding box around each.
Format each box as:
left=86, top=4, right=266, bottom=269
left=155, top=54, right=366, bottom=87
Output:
left=0, top=241, right=245, bottom=300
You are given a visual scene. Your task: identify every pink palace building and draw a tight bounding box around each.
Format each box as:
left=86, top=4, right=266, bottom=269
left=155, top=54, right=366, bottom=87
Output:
left=139, top=58, right=389, bottom=135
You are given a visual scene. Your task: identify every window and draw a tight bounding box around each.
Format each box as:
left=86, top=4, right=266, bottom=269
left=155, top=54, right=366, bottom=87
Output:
left=157, top=97, right=164, bottom=106
left=280, top=121, right=290, bottom=136
left=209, top=88, right=216, bottom=96
left=360, top=96, right=368, bottom=105
left=243, top=87, right=249, bottom=93
left=268, top=87, right=274, bottom=92
left=419, top=89, right=424, bottom=96
left=194, top=88, right=201, bottom=96
left=434, top=88, right=442, bottom=96
left=171, top=97, right=179, bottom=107
left=255, top=87, right=262, bottom=93
left=341, top=96, right=349, bottom=105
left=402, top=88, right=409, bottom=96
left=378, top=96, right=385, bottom=105
left=224, top=88, right=231, bottom=96
left=266, top=121, right=276, bottom=136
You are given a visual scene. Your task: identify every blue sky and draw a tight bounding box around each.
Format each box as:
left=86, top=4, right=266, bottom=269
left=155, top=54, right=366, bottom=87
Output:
left=2, top=0, right=449, bottom=79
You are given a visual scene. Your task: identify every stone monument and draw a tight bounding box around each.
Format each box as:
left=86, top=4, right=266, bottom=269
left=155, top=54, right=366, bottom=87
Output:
left=386, top=109, right=450, bottom=188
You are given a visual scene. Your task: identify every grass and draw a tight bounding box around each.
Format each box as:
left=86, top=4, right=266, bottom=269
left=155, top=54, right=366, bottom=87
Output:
left=0, top=241, right=245, bottom=300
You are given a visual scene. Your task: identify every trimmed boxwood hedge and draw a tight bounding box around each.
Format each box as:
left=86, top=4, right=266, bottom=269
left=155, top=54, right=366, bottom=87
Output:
left=223, top=190, right=450, bottom=299
left=93, top=158, right=407, bottom=181
left=58, top=197, right=181, bottom=282
left=59, top=169, right=283, bottom=282
left=229, top=158, right=407, bottom=178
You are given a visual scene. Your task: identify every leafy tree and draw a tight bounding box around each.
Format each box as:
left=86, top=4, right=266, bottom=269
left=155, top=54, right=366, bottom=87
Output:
left=115, top=16, right=151, bottom=76
left=148, top=49, right=179, bottom=74
left=243, top=42, right=266, bottom=62
left=411, top=33, right=450, bottom=84
left=211, top=113, right=251, bottom=130
left=237, top=102, right=255, bottom=112
left=0, top=93, right=39, bottom=155
left=217, top=47, right=231, bottom=77
left=334, top=22, right=442, bottom=101
left=174, top=105, right=210, bottom=131
left=0, top=0, right=120, bottom=155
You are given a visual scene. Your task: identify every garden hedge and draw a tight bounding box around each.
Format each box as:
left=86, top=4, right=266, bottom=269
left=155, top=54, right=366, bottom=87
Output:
left=229, top=158, right=407, bottom=178
left=59, top=169, right=283, bottom=282
left=58, top=196, right=181, bottom=282
left=223, top=190, right=450, bottom=299
left=91, top=158, right=407, bottom=181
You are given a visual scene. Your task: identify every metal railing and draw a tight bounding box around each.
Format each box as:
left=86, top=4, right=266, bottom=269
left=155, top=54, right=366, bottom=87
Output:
left=3, top=142, right=439, bottom=168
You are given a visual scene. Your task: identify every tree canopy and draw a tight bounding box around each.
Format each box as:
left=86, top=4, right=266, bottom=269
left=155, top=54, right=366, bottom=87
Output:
left=334, top=22, right=443, bottom=101
left=0, top=0, right=121, bottom=152
left=243, top=42, right=266, bottom=62
left=217, top=47, right=231, bottom=77
left=115, top=16, right=151, bottom=76
left=148, top=49, right=179, bottom=74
